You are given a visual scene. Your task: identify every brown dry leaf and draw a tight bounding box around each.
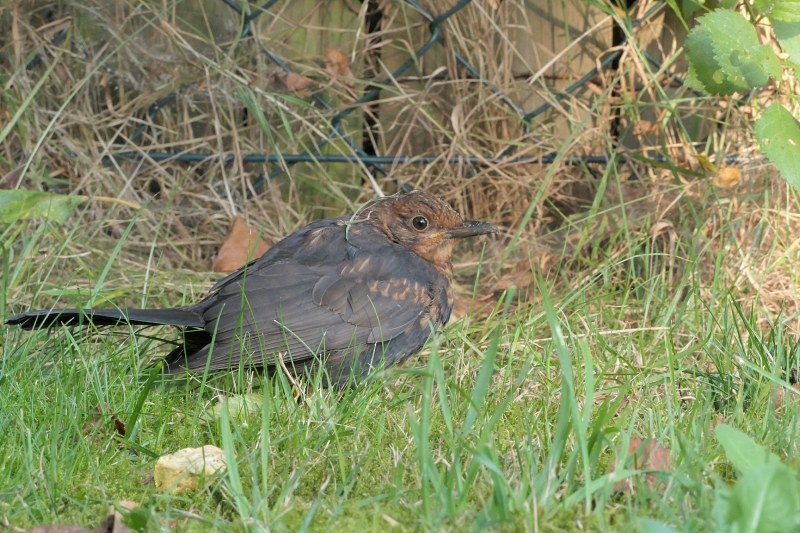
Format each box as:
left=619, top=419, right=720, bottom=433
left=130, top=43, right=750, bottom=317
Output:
left=211, top=215, right=270, bottom=273
left=324, top=49, right=349, bottom=76
left=773, top=383, right=800, bottom=412
left=83, top=405, right=126, bottom=446
left=613, top=437, right=672, bottom=493
left=450, top=294, right=495, bottom=322
left=450, top=296, right=475, bottom=321
left=489, top=262, right=535, bottom=295
left=269, top=71, right=315, bottom=94
left=284, top=72, right=315, bottom=92
left=709, top=413, right=725, bottom=433
left=633, top=119, right=653, bottom=137
left=113, top=416, right=126, bottom=438
left=486, top=0, right=501, bottom=8
left=0, top=166, right=24, bottom=189
left=325, top=49, right=354, bottom=86
left=713, top=166, right=741, bottom=188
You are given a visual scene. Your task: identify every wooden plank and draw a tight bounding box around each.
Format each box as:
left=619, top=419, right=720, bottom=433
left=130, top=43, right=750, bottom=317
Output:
left=376, top=0, right=614, bottom=157
left=249, top=0, right=366, bottom=211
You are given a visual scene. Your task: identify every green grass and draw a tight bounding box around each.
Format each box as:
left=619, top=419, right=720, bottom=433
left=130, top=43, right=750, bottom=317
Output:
left=4, top=175, right=800, bottom=532
left=2, top=3, right=799, bottom=529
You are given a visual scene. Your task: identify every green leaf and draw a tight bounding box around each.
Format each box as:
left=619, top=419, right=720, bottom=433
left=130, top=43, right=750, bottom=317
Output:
left=685, top=26, right=742, bottom=95
left=772, top=19, right=800, bottom=68
left=207, top=393, right=263, bottom=422
left=705, top=10, right=781, bottom=88
left=756, top=0, right=779, bottom=15
left=681, top=0, right=703, bottom=21
left=682, top=11, right=779, bottom=96
left=712, top=484, right=733, bottom=533
left=727, top=464, right=800, bottom=533
left=685, top=23, right=748, bottom=95
left=121, top=506, right=150, bottom=532
left=769, top=0, right=800, bottom=22
left=750, top=44, right=784, bottom=80
left=715, top=424, right=782, bottom=472
left=755, top=103, right=800, bottom=192
left=639, top=518, right=680, bottom=533
left=0, top=190, right=87, bottom=223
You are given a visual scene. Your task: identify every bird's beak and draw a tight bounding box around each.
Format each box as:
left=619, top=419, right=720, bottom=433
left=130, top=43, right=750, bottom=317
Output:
left=445, top=220, right=499, bottom=239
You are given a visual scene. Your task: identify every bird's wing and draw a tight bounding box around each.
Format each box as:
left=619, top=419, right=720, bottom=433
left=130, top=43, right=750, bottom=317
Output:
left=311, top=249, right=432, bottom=344
left=191, top=225, right=434, bottom=370
left=206, top=217, right=345, bottom=295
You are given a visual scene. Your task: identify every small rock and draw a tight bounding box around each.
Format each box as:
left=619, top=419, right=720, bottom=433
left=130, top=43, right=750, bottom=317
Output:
left=110, top=501, right=139, bottom=533
left=154, top=445, right=227, bottom=493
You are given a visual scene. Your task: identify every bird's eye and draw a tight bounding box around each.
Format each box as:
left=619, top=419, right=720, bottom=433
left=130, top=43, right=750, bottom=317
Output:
left=412, top=216, right=428, bottom=231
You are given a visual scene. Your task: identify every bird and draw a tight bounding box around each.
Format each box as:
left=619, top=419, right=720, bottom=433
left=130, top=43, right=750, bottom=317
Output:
left=6, top=189, right=498, bottom=386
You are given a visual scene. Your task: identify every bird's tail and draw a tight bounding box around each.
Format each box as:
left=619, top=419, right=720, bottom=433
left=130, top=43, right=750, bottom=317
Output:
left=5, top=308, right=205, bottom=330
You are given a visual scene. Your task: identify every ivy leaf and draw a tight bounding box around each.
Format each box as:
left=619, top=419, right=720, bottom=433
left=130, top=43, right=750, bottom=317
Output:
left=0, top=190, right=87, bottom=223
left=755, top=103, right=800, bottom=192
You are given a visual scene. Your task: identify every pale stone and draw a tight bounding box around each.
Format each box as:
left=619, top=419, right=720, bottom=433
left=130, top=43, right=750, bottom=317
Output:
left=153, top=445, right=227, bottom=493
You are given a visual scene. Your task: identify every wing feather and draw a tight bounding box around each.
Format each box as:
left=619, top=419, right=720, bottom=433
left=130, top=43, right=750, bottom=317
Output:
left=182, top=223, right=439, bottom=373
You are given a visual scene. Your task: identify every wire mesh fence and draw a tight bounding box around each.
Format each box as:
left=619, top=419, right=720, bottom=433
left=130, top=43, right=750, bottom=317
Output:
left=3, top=0, right=753, bottom=266
left=104, top=0, right=681, bottom=187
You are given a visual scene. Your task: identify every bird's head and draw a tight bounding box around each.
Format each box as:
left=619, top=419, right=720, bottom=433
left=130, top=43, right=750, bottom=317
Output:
left=362, top=190, right=499, bottom=272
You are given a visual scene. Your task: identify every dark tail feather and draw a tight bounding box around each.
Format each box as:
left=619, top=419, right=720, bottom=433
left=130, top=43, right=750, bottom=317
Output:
left=5, top=308, right=205, bottom=330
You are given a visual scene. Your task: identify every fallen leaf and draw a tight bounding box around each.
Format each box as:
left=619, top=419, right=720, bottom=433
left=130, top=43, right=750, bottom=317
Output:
left=633, top=119, right=654, bottom=136
left=154, top=445, right=227, bottom=494
left=114, top=416, right=126, bottom=436
left=211, top=215, right=270, bottom=273
left=325, top=48, right=354, bottom=86
left=486, top=0, right=501, bottom=8
left=713, top=166, right=741, bottom=188
left=0, top=166, right=24, bottom=189
left=83, top=405, right=126, bottom=447
left=773, top=383, right=800, bottom=411
left=613, top=437, right=672, bottom=493
left=489, top=261, right=535, bottom=295
left=450, top=296, right=475, bottom=321
left=709, top=413, right=725, bottom=433
left=285, top=72, right=315, bottom=92
left=268, top=71, right=315, bottom=94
